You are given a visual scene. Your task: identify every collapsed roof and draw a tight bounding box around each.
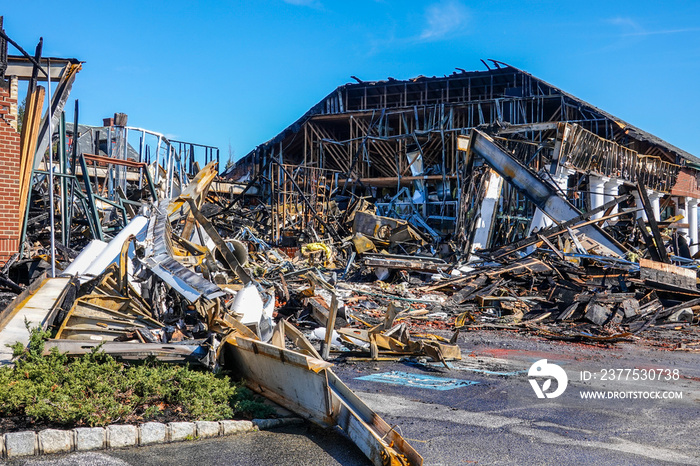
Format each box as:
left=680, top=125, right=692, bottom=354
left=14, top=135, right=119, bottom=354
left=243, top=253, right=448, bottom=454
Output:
left=228, top=59, right=698, bottom=178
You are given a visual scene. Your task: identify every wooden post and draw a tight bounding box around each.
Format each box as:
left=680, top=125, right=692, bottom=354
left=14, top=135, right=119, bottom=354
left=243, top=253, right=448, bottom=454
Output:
left=322, top=294, right=338, bottom=360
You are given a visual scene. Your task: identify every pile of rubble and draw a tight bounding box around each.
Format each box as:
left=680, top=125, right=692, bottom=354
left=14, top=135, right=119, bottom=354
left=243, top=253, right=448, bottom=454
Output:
left=3, top=128, right=700, bottom=368
left=0, top=143, right=698, bottom=466
left=1, top=161, right=439, bottom=465
left=2, top=122, right=700, bottom=465
left=1, top=21, right=699, bottom=462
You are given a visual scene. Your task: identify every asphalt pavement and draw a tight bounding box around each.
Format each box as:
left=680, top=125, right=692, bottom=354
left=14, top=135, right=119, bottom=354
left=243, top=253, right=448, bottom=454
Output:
left=333, top=330, right=700, bottom=465
left=1, top=425, right=370, bottom=466
left=3, top=329, right=699, bottom=465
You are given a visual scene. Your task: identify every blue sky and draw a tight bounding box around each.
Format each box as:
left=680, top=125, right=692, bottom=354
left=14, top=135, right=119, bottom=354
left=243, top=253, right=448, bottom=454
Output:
left=4, top=1, right=700, bottom=166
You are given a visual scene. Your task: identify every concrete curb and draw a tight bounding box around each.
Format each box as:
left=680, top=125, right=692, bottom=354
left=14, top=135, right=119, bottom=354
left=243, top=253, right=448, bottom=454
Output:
left=1, top=417, right=303, bottom=459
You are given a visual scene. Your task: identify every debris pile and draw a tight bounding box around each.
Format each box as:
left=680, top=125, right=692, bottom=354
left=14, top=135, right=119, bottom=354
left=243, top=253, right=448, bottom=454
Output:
left=4, top=128, right=700, bottom=366
left=3, top=114, right=700, bottom=466
left=1, top=161, right=429, bottom=465
left=3, top=21, right=700, bottom=465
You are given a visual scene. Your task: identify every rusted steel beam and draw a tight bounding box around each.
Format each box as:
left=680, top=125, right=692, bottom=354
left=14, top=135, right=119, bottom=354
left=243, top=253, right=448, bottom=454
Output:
left=83, top=152, right=149, bottom=169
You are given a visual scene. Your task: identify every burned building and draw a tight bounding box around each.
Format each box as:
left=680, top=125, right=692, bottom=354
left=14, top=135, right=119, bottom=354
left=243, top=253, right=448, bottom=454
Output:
left=2, top=16, right=700, bottom=465
left=227, top=60, right=700, bottom=254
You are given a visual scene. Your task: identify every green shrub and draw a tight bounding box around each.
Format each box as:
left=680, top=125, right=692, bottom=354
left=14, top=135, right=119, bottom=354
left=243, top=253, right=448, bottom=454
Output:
left=0, top=325, right=274, bottom=427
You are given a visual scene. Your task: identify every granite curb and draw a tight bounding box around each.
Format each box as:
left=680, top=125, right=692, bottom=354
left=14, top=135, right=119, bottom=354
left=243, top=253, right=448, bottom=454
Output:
left=1, top=417, right=304, bottom=459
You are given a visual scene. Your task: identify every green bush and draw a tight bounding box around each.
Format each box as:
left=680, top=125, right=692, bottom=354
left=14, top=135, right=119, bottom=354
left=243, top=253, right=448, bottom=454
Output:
left=0, top=326, right=273, bottom=427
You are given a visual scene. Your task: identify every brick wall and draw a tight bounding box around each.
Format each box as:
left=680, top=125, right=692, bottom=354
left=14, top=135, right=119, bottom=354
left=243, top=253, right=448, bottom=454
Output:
left=670, top=167, right=700, bottom=199
left=0, top=79, right=21, bottom=265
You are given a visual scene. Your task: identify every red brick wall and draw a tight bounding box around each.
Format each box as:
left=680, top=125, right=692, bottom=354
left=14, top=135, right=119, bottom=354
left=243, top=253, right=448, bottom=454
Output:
left=0, top=81, right=21, bottom=265
left=671, top=168, right=700, bottom=199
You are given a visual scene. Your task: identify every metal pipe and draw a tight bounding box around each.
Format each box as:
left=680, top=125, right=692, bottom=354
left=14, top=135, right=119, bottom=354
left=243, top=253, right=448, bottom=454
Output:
left=138, top=130, right=145, bottom=190
left=66, top=99, right=79, bottom=247
left=59, top=112, right=68, bottom=246
left=47, top=59, right=55, bottom=277
left=154, top=136, right=162, bottom=185
left=167, top=145, right=174, bottom=198
left=122, top=127, right=129, bottom=193
left=78, top=152, right=104, bottom=241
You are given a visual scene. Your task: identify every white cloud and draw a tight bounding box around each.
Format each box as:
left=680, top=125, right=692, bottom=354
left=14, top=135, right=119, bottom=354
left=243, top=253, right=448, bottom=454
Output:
left=420, top=0, right=469, bottom=41
left=607, top=17, right=700, bottom=37
left=624, top=27, right=700, bottom=37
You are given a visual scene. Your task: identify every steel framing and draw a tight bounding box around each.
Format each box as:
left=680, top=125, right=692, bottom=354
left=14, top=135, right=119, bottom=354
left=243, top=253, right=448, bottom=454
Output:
left=227, top=62, right=700, bottom=247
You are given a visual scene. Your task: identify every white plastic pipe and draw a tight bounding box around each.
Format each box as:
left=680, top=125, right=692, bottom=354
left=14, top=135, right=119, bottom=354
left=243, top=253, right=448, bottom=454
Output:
left=81, top=215, right=148, bottom=279
left=62, top=239, right=109, bottom=276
